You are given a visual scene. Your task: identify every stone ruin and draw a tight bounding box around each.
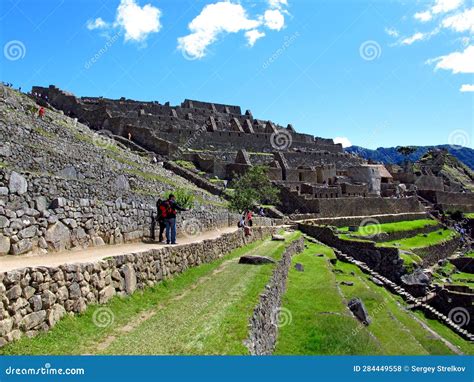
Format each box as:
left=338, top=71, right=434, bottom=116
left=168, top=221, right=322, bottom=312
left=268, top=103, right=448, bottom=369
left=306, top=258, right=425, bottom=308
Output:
left=30, top=85, right=474, bottom=218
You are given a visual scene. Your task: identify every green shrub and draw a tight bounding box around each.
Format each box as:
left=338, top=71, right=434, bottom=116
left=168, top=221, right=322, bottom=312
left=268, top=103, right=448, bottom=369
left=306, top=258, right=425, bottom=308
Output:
left=165, top=187, right=195, bottom=209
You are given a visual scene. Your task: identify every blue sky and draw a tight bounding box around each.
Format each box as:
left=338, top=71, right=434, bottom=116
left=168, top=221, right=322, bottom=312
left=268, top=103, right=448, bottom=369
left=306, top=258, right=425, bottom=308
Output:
left=1, top=0, right=473, bottom=149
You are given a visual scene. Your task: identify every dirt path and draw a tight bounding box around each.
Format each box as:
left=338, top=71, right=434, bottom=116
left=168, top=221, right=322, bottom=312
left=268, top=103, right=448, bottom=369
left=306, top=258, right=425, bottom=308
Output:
left=0, top=227, right=237, bottom=273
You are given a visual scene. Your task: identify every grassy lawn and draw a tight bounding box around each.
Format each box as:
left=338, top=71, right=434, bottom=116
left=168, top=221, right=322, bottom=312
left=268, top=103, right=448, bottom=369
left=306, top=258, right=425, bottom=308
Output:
left=376, top=229, right=458, bottom=250
left=338, top=219, right=438, bottom=236
left=275, top=241, right=470, bottom=355
left=400, top=252, right=423, bottom=273
left=334, top=262, right=462, bottom=355
left=465, top=213, right=474, bottom=219
left=432, top=260, right=474, bottom=288
left=1, top=232, right=300, bottom=355
left=275, top=243, right=381, bottom=355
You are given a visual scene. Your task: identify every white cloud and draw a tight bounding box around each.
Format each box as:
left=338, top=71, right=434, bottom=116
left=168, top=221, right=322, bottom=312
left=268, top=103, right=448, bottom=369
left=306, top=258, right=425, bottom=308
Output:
left=263, top=9, right=285, bottom=31
left=385, top=27, right=399, bottom=38
left=442, top=7, right=474, bottom=33
left=268, top=0, right=288, bottom=9
left=401, top=32, right=427, bottom=45
left=334, top=137, right=352, bottom=148
left=114, top=0, right=161, bottom=42
left=460, top=83, right=474, bottom=92
left=246, top=29, right=266, bottom=46
left=413, top=0, right=464, bottom=23
left=177, top=2, right=260, bottom=59
left=414, top=11, right=432, bottom=22
left=431, top=0, right=464, bottom=15
left=87, top=17, right=108, bottom=30
left=178, top=1, right=289, bottom=59
left=428, top=45, right=474, bottom=73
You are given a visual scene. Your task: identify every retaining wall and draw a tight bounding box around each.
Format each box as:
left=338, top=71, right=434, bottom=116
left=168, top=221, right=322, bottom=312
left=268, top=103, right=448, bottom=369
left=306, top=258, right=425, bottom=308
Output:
left=0, top=226, right=276, bottom=348
left=245, top=236, right=305, bottom=355
left=298, top=223, right=405, bottom=282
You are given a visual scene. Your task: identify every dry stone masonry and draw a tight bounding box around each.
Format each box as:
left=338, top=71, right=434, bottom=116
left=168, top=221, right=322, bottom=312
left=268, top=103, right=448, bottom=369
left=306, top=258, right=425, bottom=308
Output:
left=245, top=236, right=305, bottom=355
left=0, top=226, right=276, bottom=347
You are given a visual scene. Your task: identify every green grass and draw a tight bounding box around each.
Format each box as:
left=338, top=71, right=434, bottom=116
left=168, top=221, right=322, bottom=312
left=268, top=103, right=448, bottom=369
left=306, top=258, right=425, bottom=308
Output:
left=275, top=243, right=381, bottom=355
left=376, top=229, right=458, bottom=250
left=175, top=160, right=196, bottom=170
left=1, top=233, right=301, bottom=355
left=338, top=219, right=438, bottom=236
left=33, top=126, right=55, bottom=139
left=275, top=241, right=469, bottom=355
left=465, top=213, right=474, bottom=219
left=400, top=252, right=422, bottom=273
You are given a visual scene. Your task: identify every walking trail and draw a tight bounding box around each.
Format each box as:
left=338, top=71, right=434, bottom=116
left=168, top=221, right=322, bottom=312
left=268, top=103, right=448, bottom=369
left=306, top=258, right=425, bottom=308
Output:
left=0, top=227, right=238, bottom=273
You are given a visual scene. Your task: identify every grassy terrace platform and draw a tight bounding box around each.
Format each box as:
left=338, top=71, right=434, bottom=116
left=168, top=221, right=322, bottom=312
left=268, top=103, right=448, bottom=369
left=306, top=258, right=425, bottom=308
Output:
left=338, top=219, right=438, bottom=236
left=465, top=213, right=474, bottom=219
left=433, top=259, right=474, bottom=288
left=1, top=232, right=301, bottom=355
left=376, top=229, right=458, bottom=250
left=275, top=241, right=472, bottom=355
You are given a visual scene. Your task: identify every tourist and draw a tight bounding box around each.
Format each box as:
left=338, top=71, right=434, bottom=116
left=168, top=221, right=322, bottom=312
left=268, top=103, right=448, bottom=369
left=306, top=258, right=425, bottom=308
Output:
left=163, top=194, right=187, bottom=245
left=38, top=107, right=45, bottom=119
left=258, top=206, right=265, bottom=217
left=128, top=132, right=132, bottom=140
left=246, top=209, right=253, bottom=227
left=156, top=198, right=166, bottom=242
left=238, top=216, right=251, bottom=237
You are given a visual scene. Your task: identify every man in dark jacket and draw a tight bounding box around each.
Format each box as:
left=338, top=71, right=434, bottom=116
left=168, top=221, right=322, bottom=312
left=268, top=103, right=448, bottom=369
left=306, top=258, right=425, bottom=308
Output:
left=163, top=194, right=187, bottom=244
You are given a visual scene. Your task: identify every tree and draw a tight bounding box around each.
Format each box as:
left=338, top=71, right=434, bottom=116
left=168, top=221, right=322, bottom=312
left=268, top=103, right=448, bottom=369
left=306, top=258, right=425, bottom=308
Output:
left=228, top=166, right=280, bottom=212
left=397, top=146, right=417, bottom=171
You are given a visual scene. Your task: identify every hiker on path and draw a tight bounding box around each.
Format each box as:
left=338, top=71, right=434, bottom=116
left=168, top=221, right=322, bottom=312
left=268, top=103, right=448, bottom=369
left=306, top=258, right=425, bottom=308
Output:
left=163, top=194, right=187, bottom=244
left=38, top=107, right=45, bottom=119
left=151, top=198, right=166, bottom=242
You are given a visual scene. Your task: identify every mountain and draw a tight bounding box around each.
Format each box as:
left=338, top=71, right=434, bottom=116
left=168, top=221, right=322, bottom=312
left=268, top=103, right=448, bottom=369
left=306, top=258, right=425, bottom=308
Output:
left=346, top=145, right=474, bottom=170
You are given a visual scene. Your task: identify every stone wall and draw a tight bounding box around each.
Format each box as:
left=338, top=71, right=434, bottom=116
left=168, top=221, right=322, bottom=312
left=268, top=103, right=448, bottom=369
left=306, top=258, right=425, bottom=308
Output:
left=412, top=235, right=461, bottom=267
left=298, top=223, right=405, bottom=282
left=245, top=236, right=305, bottom=355
left=299, top=212, right=429, bottom=227
left=0, top=226, right=276, bottom=347
left=0, top=168, right=281, bottom=256
left=355, top=224, right=440, bottom=243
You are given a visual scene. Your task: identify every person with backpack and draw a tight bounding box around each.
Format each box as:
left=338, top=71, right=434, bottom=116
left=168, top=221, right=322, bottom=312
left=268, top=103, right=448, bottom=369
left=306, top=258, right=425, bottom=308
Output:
left=163, top=194, right=187, bottom=244
left=152, top=198, right=166, bottom=243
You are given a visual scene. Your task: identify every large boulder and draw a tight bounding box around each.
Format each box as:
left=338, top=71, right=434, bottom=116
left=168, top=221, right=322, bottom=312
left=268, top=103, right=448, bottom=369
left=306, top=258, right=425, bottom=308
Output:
left=348, top=298, right=371, bottom=325
left=45, top=222, right=71, bottom=251
left=8, top=172, right=27, bottom=195
left=401, top=269, right=430, bottom=286
left=239, top=255, right=276, bottom=265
